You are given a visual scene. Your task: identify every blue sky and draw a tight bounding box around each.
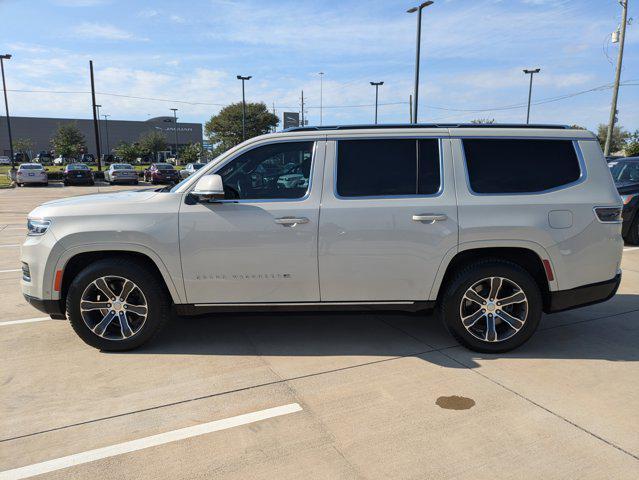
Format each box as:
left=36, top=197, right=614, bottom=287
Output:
left=1, top=0, right=637, bottom=132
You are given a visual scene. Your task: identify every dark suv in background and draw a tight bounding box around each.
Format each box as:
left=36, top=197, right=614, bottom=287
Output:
left=609, top=157, right=639, bottom=244
left=144, top=163, right=179, bottom=184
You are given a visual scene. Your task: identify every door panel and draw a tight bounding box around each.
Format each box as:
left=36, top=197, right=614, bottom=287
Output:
left=318, top=137, right=457, bottom=301
left=179, top=140, right=325, bottom=304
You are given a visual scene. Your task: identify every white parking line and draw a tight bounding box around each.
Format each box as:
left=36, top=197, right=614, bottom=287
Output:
left=0, top=403, right=303, bottom=480
left=0, top=269, right=21, bottom=274
left=0, top=317, right=51, bottom=326
left=623, top=247, right=639, bottom=252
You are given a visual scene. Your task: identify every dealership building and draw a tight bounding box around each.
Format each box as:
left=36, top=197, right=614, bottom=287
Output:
left=0, top=115, right=203, bottom=158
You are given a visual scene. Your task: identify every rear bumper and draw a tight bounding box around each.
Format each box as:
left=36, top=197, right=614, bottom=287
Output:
left=546, top=273, right=621, bottom=313
left=23, top=294, right=65, bottom=319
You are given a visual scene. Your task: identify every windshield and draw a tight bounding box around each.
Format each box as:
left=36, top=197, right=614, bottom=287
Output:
left=20, top=164, right=43, bottom=170
left=609, top=160, right=639, bottom=183
left=112, top=164, right=133, bottom=170
left=67, top=164, right=89, bottom=170
left=156, top=164, right=173, bottom=170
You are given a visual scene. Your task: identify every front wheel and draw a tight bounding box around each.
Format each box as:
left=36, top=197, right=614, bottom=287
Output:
left=66, top=257, right=171, bottom=351
left=441, top=260, right=542, bottom=353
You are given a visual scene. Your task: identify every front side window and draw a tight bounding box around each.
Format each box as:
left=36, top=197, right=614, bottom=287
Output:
left=336, top=139, right=440, bottom=197
left=216, top=141, right=314, bottom=200
left=463, top=139, right=582, bottom=194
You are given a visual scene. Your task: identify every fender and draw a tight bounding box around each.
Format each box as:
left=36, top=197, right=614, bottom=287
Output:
left=428, top=239, right=558, bottom=300
left=52, top=242, right=186, bottom=303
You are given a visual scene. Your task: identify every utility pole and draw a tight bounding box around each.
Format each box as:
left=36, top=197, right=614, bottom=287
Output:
left=604, top=0, right=629, bottom=156
left=370, top=81, right=384, bottom=124
left=407, top=1, right=434, bottom=124
left=102, top=114, right=110, bottom=155
left=89, top=60, right=102, bottom=171
left=237, top=75, right=251, bottom=140
left=523, top=68, right=541, bottom=124
left=319, top=72, right=324, bottom=125
left=0, top=54, right=14, bottom=173
left=301, top=90, right=305, bottom=127
left=170, top=108, right=179, bottom=163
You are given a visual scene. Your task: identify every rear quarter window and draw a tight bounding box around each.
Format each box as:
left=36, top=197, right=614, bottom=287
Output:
left=462, top=139, right=581, bottom=194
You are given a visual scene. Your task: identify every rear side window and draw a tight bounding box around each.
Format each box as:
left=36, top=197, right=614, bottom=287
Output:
left=336, top=139, right=440, bottom=197
left=463, top=139, right=581, bottom=194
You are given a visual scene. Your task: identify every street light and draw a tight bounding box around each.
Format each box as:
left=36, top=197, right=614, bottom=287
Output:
left=370, top=81, right=384, bottom=124
left=319, top=72, right=324, bottom=126
left=102, top=114, right=110, bottom=154
left=523, top=68, right=540, bottom=124
left=1, top=54, right=14, bottom=172
left=236, top=75, right=251, bottom=140
left=407, top=1, right=434, bottom=124
left=170, top=108, right=179, bottom=163
left=95, top=104, right=102, bottom=157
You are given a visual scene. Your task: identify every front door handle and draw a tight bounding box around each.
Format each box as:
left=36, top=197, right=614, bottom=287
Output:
left=274, top=216, right=310, bottom=227
left=412, top=213, right=447, bottom=223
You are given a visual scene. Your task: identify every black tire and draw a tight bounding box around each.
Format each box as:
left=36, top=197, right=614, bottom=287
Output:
left=441, top=259, right=542, bottom=353
left=627, top=215, right=639, bottom=245
left=66, top=256, right=171, bottom=351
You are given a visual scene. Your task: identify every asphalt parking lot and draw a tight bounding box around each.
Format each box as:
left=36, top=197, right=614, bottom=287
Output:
left=1, top=184, right=638, bottom=479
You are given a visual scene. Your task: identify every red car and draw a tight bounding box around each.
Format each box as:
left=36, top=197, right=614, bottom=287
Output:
left=144, top=163, right=179, bottom=184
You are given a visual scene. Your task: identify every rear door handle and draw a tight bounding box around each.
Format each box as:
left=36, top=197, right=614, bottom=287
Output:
left=412, top=213, right=447, bottom=223
left=274, top=216, right=310, bottom=226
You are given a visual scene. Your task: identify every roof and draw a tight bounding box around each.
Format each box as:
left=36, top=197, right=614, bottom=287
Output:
left=283, top=123, right=573, bottom=133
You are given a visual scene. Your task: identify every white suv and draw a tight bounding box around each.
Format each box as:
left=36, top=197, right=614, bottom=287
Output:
left=20, top=125, right=624, bottom=352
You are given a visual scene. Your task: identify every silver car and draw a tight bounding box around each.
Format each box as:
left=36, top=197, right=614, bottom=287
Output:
left=16, top=163, right=48, bottom=186
left=179, top=162, right=206, bottom=179
left=104, top=163, right=139, bottom=185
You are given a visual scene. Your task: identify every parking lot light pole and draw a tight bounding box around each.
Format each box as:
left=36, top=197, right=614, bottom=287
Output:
left=170, top=108, right=179, bottom=163
left=237, top=75, right=251, bottom=141
left=95, top=104, right=102, bottom=154
left=523, top=68, right=540, bottom=124
left=102, top=114, right=110, bottom=154
left=407, top=1, right=434, bottom=124
left=370, top=81, right=384, bottom=124
left=1, top=54, right=14, bottom=172
left=89, top=60, right=101, bottom=171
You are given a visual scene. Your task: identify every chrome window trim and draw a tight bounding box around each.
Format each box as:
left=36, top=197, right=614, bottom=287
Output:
left=460, top=138, right=588, bottom=197
left=332, top=137, right=445, bottom=201
left=187, top=139, right=318, bottom=204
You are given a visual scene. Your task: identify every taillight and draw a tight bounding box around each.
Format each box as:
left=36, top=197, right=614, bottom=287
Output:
left=594, top=206, right=623, bottom=223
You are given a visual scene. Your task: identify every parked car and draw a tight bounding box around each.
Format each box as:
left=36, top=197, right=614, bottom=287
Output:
left=608, top=156, right=639, bottom=244
left=100, top=154, right=114, bottom=164
left=63, top=163, right=94, bottom=186
left=15, top=163, right=47, bottom=186
left=144, top=163, right=179, bottom=184
left=14, top=152, right=30, bottom=163
left=0, top=155, right=10, bottom=165
left=104, top=163, right=138, bottom=185
left=179, top=162, right=206, bottom=179
left=34, top=152, right=53, bottom=165
left=53, top=156, right=71, bottom=166
left=21, top=124, right=623, bottom=352
left=78, top=154, right=95, bottom=164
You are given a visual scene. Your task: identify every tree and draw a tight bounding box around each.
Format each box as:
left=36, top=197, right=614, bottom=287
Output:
left=50, top=123, right=86, bottom=157
left=625, top=141, right=639, bottom=157
left=180, top=143, right=203, bottom=164
left=138, top=131, right=168, bottom=161
left=205, top=102, right=279, bottom=152
left=597, top=124, right=630, bottom=154
left=113, top=142, right=141, bottom=163
left=14, top=138, right=34, bottom=155
left=470, top=118, right=495, bottom=124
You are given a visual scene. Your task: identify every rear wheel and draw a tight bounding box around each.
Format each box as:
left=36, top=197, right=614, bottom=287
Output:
left=627, top=215, right=639, bottom=245
left=66, top=257, right=171, bottom=351
left=441, top=260, right=542, bottom=353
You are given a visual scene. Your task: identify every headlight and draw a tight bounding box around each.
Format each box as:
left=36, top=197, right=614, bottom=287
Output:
left=27, top=218, right=51, bottom=236
left=621, top=194, right=636, bottom=205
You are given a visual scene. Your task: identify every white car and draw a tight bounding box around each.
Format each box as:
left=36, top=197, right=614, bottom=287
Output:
left=53, top=156, right=69, bottom=166
left=104, top=163, right=139, bottom=185
left=0, top=155, right=11, bottom=165
left=16, top=163, right=48, bottom=186
left=179, top=162, right=206, bottom=179
left=21, top=124, right=623, bottom=353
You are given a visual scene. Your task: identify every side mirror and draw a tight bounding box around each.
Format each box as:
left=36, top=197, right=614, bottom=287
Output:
left=192, top=174, right=225, bottom=201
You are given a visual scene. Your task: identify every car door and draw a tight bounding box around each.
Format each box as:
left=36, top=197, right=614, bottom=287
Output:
left=318, top=135, right=458, bottom=302
left=179, top=139, right=325, bottom=304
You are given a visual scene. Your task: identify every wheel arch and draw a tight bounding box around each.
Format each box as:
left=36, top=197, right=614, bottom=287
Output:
left=431, top=242, right=556, bottom=312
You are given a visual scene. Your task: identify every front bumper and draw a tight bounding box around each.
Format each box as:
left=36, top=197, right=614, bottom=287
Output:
left=546, top=273, right=621, bottom=313
left=23, top=294, right=65, bottom=319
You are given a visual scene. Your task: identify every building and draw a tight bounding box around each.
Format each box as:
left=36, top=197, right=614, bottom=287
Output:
left=0, top=115, right=203, bottom=158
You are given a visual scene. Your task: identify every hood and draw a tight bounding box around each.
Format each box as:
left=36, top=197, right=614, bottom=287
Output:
left=30, top=190, right=160, bottom=218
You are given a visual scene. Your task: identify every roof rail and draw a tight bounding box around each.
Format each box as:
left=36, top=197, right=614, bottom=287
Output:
left=283, top=123, right=572, bottom=132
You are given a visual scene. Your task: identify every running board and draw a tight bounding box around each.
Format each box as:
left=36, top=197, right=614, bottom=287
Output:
left=175, top=301, right=435, bottom=316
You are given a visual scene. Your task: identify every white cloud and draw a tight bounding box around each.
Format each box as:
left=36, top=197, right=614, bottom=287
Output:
left=72, top=22, right=147, bottom=41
